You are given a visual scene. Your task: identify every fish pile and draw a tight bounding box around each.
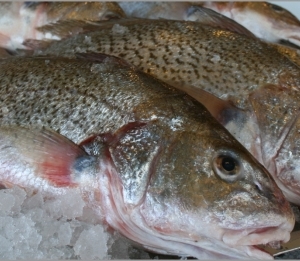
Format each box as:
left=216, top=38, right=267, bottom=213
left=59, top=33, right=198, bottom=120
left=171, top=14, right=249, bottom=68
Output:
left=0, top=1, right=300, bottom=260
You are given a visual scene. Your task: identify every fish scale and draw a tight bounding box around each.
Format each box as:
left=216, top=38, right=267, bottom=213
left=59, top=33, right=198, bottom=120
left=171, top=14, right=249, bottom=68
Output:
left=38, top=19, right=299, bottom=105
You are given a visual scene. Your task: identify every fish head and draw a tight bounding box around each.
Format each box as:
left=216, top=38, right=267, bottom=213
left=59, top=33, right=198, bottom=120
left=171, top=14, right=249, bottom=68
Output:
left=140, top=120, right=294, bottom=259
left=233, top=2, right=300, bottom=47
left=96, top=94, right=295, bottom=259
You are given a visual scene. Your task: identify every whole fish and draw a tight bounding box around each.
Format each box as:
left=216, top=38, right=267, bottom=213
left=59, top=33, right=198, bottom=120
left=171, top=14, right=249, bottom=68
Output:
left=0, top=2, right=125, bottom=50
left=0, top=54, right=294, bottom=259
left=34, top=18, right=300, bottom=205
left=118, top=1, right=300, bottom=47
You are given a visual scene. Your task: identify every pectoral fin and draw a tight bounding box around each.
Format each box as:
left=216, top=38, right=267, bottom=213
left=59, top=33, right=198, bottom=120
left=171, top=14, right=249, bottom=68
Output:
left=165, top=81, right=243, bottom=125
left=0, top=126, right=88, bottom=187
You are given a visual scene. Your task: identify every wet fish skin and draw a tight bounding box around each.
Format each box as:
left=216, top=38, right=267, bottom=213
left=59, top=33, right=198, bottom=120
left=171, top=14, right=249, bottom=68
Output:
left=118, top=1, right=300, bottom=46
left=0, top=55, right=294, bottom=259
left=0, top=1, right=125, bottom=50
left=34, top=19, right=300, bottom=205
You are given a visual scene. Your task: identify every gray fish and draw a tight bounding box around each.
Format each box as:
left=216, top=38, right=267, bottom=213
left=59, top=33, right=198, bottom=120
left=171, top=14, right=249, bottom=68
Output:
left=0, top=1, right=125, bottom=50
left=0, top=54, right=294, bottom=259
left=201, top=2, right=300, bottom=47
left=33, top=18, right=300, bottom=205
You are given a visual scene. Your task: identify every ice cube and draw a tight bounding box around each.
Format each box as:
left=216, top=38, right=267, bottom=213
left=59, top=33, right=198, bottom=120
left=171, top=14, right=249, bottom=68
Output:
left=58, top=223, right=72, bottom=245
left=74, top=225, right=109, bottom=259
left=0, top=190, right=15, bottom=215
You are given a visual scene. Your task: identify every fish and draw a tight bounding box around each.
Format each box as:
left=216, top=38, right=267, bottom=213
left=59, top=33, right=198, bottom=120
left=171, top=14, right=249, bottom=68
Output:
left=0, top=2, right=125, bottom=51
left=118, top=1, right=300, bottom=47
left=32, top=18, right=300, bottom=205
left=0, top=54, right=295, bottom=259
left=200, top=2, right=300, bottom=47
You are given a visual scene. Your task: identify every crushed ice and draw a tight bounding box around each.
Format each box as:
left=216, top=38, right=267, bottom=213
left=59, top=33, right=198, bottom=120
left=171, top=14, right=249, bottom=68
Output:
left=0, top=186, right=150, bottom=259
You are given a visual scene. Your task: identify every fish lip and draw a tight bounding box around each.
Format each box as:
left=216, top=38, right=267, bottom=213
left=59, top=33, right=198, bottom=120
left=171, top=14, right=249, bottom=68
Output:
left=222, top=224, right=291, bottom=247
left=220, top=225, right=292, bottom=259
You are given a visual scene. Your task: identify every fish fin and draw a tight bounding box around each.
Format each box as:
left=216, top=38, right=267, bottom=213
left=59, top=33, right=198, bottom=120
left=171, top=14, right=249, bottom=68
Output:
left=75, top=52, right=133, bottom=68
left=0, top=126, right=88, bottom=187
left=35, top=17, right=125, bottom=40
left=36, top=19, right=92, bottom=38
left=22, top=38, right=55, bottom=50
left=164, top=81, right=241, bottom=125
left=186, top=6, right=256, bottom=39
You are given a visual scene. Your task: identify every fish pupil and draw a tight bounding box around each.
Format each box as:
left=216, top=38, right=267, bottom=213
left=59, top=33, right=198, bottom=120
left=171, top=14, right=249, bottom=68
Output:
left=222, top=157, right=236, bottom=172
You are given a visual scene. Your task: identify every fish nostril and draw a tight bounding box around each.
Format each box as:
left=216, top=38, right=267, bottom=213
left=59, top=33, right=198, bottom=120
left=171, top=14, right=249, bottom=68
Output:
left=254, top=181, right=263, bottom=192
left=254, top=181, right=274, bottom=201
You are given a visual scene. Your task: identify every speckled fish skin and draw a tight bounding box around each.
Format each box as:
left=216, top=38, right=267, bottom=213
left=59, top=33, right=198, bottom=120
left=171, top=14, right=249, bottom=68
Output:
left=0, top=55, right=295, bottom=259
left=35, top=19, right=300, bottom=205
left=118, top=1, right=300, bottom=47
left=0, top=1, right=125, bottom=50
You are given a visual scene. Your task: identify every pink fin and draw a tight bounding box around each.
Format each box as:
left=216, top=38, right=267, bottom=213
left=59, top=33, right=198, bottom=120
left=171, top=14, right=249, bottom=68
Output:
left=186, top=6, right=256, bottom=39
left=0, top=126, right=87, bottom=187
left=165, top=81, right=241, bottom=125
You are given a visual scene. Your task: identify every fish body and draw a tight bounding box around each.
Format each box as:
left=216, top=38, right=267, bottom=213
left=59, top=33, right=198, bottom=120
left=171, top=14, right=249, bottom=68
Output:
left=0, top=55, right=294, bottom=259
left=0, top=2, right=125, bottom=50
left=118, top=1, right=300, bottom=46
left=34, top=19, right=300, bottom=205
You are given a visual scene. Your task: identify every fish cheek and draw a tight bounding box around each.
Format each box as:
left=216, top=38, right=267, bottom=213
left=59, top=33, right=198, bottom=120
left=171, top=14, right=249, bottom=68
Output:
left=144, top=133, right=240, bottom=211
left=249, top=84, right=300, bottom=168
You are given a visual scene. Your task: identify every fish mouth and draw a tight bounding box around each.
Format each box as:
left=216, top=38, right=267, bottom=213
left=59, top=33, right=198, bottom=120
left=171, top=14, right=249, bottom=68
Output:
left=221, top=224, right=292, bottom=258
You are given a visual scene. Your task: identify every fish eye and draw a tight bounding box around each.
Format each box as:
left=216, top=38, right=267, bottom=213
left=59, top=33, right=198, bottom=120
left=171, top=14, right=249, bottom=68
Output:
left=212, top=152, right=243, bottom=182
left=269, top=3, right=284, bottom=12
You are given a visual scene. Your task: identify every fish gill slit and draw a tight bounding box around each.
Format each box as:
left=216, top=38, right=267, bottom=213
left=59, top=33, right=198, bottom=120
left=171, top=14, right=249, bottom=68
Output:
left=136, top=145, right=163, bottom=207
left=272, top=111, right=300, bottom=163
